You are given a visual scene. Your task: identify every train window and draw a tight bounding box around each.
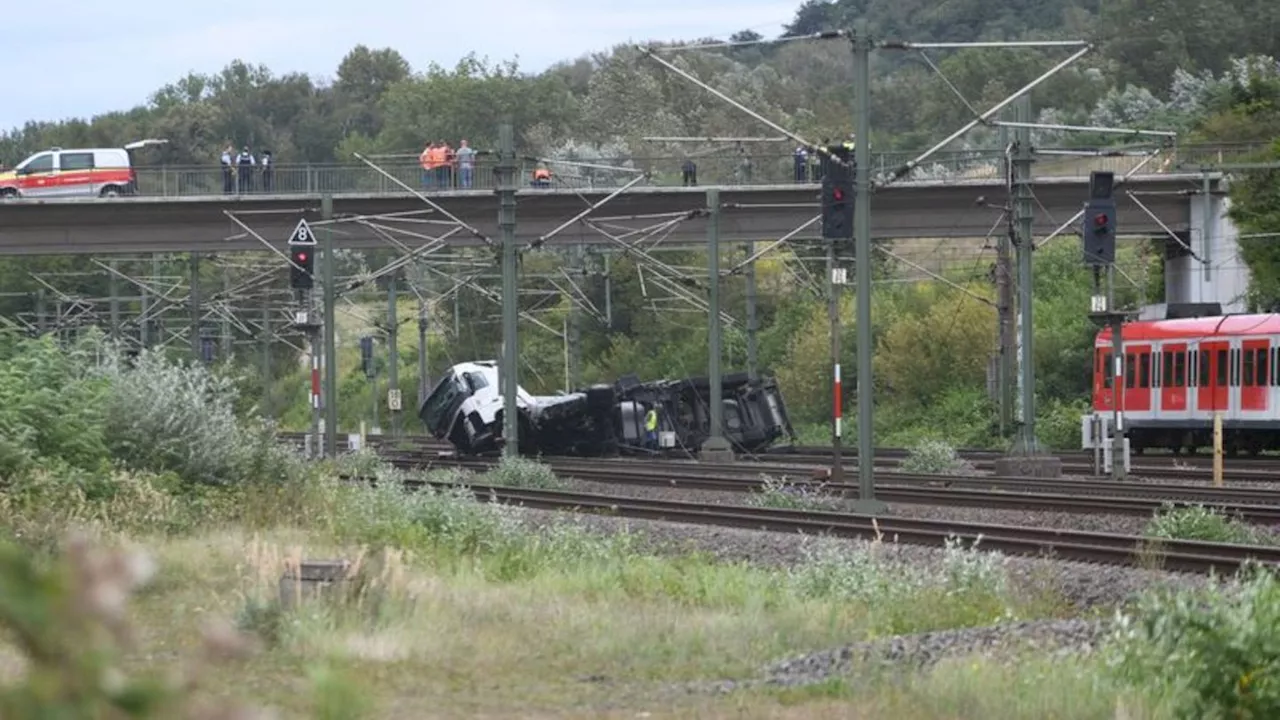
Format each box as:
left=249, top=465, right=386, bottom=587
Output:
left=1162, top=351, right=1173, bottom=388
left=1217, top=349, right=1228, bottom=386
left=1139, top=353, right=1150, bottom=388
left=1126, top=353, right=1135, bottom=389
left=1260, top=348, right=1270, bottom=386
left=1174, top=351, right=1186, bottom=387
left=1273, top=348, right=1278, bottom=386
left=1199, top=350, right=1209, bottom=387
left=1102, top=351, right=1113, bottom=388
left=1244, top=350, right=1255, bottom=386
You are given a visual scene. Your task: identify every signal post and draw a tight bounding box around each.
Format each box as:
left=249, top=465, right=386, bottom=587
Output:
left=1083, top=171, right=1131, bottom=480
left=821, top=143, right=853, bottom=491
left=286, top=218, right=322, bottom=458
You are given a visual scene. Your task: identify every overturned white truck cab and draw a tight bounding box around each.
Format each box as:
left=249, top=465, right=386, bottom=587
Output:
left=417, top=361, right=797, bottom=457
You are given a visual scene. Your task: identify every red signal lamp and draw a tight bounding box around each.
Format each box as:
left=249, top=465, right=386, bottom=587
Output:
left=295, top=251, right=308, bottom=262
left=1094, top=213, right=1109, bottom=227
left=832, top=187, right=846, bottom=201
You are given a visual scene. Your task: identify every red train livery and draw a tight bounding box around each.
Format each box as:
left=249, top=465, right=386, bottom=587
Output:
left=1090, top=313, right=1280, bottom=455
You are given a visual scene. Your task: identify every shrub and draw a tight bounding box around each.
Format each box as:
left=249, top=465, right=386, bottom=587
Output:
left=1144, top=503, right=1273, bottom=546
left=899, top=439, right=976, bottom=475
left=787, top=535, right=1015, bottom=633
left=483, top=455, right=564, bottom=489
left=1107, top=565, right=1280, bottom=718
left=95, top=344, right=297, bottom=486
left=747, top=474, right=840, bottom=510
left=0, top=330, right=111, bottom=478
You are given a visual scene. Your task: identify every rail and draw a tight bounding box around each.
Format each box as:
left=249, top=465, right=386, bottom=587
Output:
left=381, top=455, right=1280, bottom=522
left=5, top=143, right=1264, bottom=200
left=379, top=478, right=1280, bottom=574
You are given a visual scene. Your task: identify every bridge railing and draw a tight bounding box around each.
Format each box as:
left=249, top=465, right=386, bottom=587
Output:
left=126, top=144, right=1269, bottom=199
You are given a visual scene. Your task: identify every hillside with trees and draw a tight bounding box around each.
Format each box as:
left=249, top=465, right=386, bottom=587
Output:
left=3, top=0, right=1280, bottom=449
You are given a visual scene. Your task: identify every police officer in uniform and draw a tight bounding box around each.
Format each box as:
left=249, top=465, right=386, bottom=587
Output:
left=236, top=146, right=255, bottom=192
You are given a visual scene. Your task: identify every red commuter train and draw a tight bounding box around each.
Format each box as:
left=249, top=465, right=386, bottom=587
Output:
left=1090, top=313, right=1280, bottom=455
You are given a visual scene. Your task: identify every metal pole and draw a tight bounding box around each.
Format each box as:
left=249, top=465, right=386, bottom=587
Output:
left=189, top=252, right=201, bottom=361
left=704, top=188, right=732, bottom=460
left=1011, top=95, right=1043, bottom=456
left=139, top=258, right=150, bottom=347
left=260, top=293, right=272, bottom=420
left=568, top=244, right=583, bottom=389
left=152, top=254, right=163, bottom=345
left=828, top=233, right=845, bottom=487
left=603, top=252, right=613, bottom=330
left=108, top=259, right=120, bottom=341
left=417, top=298, right=430, bottom=406
left=322, top=194, right=338, bottom=457
left=387, top=274, right=401, bottom=437
left=220, top=265, right=232, bottom=361
left=498, top=122, right=520, bottom=457
left=744, top=241, right=759, bottom=379
left=1109, top=264, right=1127, bottom=480
left=1202, top=171, right=1213, bottom=282
left=35, top=289, right=46, bottom=335
left=852, top=19, right=884, bottom=513
left=997, top=120, right=1015, bottom=437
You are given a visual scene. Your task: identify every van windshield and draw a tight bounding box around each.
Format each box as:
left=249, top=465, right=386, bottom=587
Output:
left=420, top=374, right=468, bottom=433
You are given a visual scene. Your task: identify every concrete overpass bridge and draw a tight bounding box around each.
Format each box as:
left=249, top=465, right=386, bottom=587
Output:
left=0, top=173, right=1221, bottom=257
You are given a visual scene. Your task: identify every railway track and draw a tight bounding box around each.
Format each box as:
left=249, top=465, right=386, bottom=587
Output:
left=381, top=454, right=1280, bottom=524
left=374, top=478, right=1280, bottom=575
left=278, top=431, right=1280, bottom=480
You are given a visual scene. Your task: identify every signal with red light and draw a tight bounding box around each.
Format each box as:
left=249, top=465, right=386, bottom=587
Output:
left=290, top=245, right=315, bottom=289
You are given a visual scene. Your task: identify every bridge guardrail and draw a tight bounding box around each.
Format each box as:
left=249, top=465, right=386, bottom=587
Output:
left=105, top=144, right=1275, bottom=199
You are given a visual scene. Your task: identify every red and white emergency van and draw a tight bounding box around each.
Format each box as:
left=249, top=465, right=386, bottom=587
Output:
left=0, top=139, right=167, bottom=199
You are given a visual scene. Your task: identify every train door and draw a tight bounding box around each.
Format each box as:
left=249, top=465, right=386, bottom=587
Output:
left=1197, top=340, right=1230, bottom=412
left=1160, top=343, right=1188, bottom=413
left=1241, top=339, right=1270, bottom=414
left=1094, top=346, right=1114, bottom=411
left=1124, top=343, right=1152, bottom=414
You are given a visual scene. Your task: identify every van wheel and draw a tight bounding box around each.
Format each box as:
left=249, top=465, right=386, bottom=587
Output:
left=0, top=189, right=17, bottom=200
left=100, top=186, right=121, bottom=198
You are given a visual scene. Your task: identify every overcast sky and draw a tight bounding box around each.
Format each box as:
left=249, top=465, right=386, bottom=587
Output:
left=1, top=0, right=795, bottom=132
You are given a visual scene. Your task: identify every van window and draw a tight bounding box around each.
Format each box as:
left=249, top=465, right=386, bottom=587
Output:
left=22, top=153, right=53, bottom=173
left=59, top=152, right=94, bottom=171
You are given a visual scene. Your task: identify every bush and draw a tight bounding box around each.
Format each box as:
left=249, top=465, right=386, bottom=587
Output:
left=747, top=474, right=840, bottom=510
left=0, top=330, right=111, bottom=478
left=483, top=455, right=564, bottom=489
left=788, top=536, right=1015, bottom=633
left=1108, top=565, right=1280, bottom=718
left=95, top=344, right=297, bottom=486
left=1144, top=503, right=1274, bottom=546
left=899, top=439, right=976, bottom=475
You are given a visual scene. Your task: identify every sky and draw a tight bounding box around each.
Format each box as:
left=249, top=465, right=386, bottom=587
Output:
left=1, top=0, right=797, bottom=132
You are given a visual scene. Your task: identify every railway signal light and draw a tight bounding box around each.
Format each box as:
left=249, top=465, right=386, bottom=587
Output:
left=1082, top=171, right=1117, bottom=266
left=287, top=218, right=317, bottom=290
left=289, top=246, right=314, bottom=289
left=360, top=336, right=375, bottom=378
left=822, top=177, right=854, bottom=240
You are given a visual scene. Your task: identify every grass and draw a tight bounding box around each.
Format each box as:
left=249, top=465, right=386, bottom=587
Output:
left=118, top=522, right=1125, bottom=718
left=1, top=449, right=1226, bottom=718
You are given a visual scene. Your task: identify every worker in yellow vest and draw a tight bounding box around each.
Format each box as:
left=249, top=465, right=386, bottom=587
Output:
left=644, top=406, right=659, bottom=450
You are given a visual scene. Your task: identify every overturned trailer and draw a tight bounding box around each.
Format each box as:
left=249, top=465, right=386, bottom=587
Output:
left=417, top=361, right=797, bottom=457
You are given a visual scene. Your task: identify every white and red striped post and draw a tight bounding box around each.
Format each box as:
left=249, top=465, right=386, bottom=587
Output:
left=833, top=362, right=842, bottom=438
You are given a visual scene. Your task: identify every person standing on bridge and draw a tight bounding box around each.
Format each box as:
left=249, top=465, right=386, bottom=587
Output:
left=220, top=144, right=234, bottom=194
left=681, top=158, right=697, bottom=186
left=260, top=150, right=274, bottom=192
left=455, top=139, right=476, bottom=189
left=236, top=146, right=256, bottom=193
left=793, top=145, right=808, bottom=183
